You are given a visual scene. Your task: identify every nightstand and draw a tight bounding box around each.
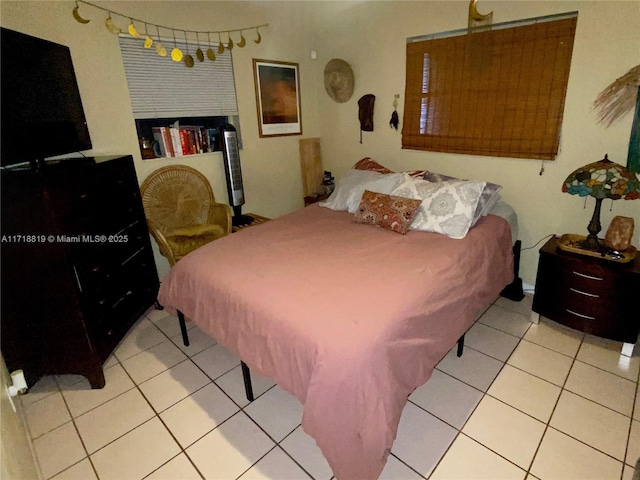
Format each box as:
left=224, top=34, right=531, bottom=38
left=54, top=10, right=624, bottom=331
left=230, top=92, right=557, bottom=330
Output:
left=232, top=213, right=270, bottom=232
left=304, top=193, right=329, bottom=206
left=531, top=236, right=640, bottom=355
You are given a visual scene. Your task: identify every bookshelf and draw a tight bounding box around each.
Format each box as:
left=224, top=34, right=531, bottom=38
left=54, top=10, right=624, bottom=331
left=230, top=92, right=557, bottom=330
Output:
left=135, top=116, right=240, bottom=160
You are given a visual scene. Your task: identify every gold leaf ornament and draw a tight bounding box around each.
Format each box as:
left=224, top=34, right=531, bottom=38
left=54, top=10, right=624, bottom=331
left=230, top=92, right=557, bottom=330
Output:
left=154, top=25, right=166, bottom=56
left=105, top=14, right=122, bottom=34
left=182, top=32, right=194, bottom=68
left=156, top=42, right=167, bottom=57
left=237, top=32, right=246, bottom=48
left=127, top=20, right=140, bottom=38
left=144, top=35, right=153, bottom=49
left=195, top=33, right=205, bottom=62
left=171, top=31, right=183, bottom=62
left=217, top=33, right=225, bottom=54
left=254, top=29, right=262, bottom=44
left=72, top=3, right=90, bottom=24
left=171, top=47, right=183, bottom=62
left=227, top=34, right=234, bottom=50
left=206, top=33, right=216, bottom=61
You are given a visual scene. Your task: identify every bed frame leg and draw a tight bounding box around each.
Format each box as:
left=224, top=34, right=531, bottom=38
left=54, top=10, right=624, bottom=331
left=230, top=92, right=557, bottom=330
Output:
left=177, top=311, right=190, bottom=347
left=457, top=334, right=465, bottom=357
left=500, top=240, right=525, bottom=301
left=241, top=361, right=254, bottom=402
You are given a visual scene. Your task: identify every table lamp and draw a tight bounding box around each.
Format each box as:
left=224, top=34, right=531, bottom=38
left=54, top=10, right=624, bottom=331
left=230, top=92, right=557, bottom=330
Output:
left=562, top=154, right=640, bottom=252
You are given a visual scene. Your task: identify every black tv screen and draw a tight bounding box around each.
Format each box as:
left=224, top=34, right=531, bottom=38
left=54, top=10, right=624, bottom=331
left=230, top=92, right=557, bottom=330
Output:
left=1, top=28, right=92, bottom=168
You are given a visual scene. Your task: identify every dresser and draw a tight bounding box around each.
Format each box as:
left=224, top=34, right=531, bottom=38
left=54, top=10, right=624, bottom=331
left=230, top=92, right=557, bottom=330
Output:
left=532, top=237, right=640, bottom=347
left=1, top=156, right=159, bottom=389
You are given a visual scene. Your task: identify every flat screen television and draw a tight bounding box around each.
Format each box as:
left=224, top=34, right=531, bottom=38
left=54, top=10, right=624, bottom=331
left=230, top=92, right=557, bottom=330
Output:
left=1, top=28, right=92, bottom=169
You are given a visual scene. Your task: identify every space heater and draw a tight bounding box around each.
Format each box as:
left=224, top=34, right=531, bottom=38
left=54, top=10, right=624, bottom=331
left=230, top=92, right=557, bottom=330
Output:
left=220, top=124, right=253, bottom=226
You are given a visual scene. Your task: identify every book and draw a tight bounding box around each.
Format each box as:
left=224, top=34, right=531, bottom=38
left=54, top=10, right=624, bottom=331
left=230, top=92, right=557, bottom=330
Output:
left=152, top=127, right=167, bottom=157
left=152, top=126, right=176, bottom=157
left=169, top=127, right=183, bottom=156
left=178, top=129, right=190, bottom=156
left=206, top=128, right=218, bottom=152
left=180, top=126, right=205, bottom=154
left=162, top=127, right=175, bottom=157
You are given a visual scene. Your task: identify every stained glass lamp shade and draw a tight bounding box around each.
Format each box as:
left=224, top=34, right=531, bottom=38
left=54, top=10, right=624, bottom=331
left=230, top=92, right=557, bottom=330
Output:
left=562, top=154, right=640, bottom=251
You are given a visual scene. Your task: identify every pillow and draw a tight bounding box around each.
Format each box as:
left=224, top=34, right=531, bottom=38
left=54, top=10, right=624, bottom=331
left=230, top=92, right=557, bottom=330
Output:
left=319, top=169, right=404, bottom=213
left=392, top=174, right=486, bottom=239
left=354, top=190, right=422, bottom=234
left=423, top=171, right=502, bottom=224
left=352, top=157, right=394, bottom=174
left=352, top=157, right=427, bottom=178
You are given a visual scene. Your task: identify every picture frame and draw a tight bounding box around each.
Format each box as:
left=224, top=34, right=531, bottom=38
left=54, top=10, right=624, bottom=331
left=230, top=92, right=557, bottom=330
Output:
left=253, top=59, right=302, bottom=137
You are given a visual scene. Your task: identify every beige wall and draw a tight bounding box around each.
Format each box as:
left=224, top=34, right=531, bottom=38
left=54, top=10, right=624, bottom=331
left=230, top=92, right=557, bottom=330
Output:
left=1, top=0, right=320, bottom=277
left=2, top=1, right=639, bottom=284
left=310, top=0, right=640, bottom=286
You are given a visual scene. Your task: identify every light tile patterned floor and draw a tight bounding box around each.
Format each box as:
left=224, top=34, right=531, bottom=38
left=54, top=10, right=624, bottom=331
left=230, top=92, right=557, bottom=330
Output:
left=21, top=294, right=640, bottom=480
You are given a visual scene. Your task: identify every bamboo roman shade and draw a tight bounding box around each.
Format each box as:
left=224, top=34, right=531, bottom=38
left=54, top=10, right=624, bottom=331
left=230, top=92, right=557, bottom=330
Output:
left=402, top=14, right=577, bottom=160
left=119, top=36, right=239, bottom=119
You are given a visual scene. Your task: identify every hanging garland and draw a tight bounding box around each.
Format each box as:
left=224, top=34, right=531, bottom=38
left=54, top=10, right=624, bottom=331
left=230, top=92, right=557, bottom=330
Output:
left=71, top=0, right=267, bottom=68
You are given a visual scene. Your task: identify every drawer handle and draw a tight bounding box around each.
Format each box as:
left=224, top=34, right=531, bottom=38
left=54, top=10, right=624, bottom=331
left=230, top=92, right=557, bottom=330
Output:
left=566, top=309, right=596, bottom=320
left=569, top=288, right=599, bottom=298
left=572, top=271, right=603, bottom=281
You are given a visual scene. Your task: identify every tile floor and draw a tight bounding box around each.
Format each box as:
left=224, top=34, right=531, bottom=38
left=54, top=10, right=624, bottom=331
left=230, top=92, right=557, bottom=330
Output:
left=20, top=294, right=640, bottom=480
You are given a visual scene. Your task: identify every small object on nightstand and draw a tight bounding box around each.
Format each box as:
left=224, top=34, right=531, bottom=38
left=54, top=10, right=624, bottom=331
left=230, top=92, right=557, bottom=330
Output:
left=557, top=233, right=636, bottom=263
left=605, top=216, right=634, bottom=251
left=322, top=171, right=335, bottom=195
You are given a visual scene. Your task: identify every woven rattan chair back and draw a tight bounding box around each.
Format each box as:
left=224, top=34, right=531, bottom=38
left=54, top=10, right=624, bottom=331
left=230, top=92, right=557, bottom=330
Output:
left=140, top=165, right=215, bottom=235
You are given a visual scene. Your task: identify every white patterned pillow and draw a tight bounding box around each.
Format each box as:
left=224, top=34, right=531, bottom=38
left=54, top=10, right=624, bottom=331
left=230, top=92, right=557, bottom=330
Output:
left=423, top=171, right=502, bottom=225
left=392, top=174, right=486, bottom=239
left=319, top=169, right=404, bottom=213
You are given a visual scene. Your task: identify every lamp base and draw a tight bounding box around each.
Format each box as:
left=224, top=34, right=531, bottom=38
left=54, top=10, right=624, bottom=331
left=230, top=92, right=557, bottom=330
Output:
left=557, top=234, right=636, bottom=263
left=579, top=234, right=602, bottom=252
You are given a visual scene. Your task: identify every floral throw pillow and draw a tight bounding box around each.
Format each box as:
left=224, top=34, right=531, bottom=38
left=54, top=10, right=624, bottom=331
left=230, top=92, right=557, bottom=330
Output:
left=353, top=190, right=422, bottom=234
left=392, top=174, right=486, bottom=239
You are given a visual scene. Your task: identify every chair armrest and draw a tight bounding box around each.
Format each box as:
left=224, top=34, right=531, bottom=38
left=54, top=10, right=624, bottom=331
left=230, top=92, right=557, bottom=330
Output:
left=209, top=203, right=233, bottom=235
left=146, top=218, right=178, bottom=266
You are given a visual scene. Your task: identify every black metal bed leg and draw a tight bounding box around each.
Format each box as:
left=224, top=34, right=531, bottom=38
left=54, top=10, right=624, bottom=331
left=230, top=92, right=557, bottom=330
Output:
left=177, top=311, right=190, bottom=347
left=500, top=240, right=525, bottom=301
left=457, top=334, right=465, bottom=357
left=241, top=361, right=254, bottom=402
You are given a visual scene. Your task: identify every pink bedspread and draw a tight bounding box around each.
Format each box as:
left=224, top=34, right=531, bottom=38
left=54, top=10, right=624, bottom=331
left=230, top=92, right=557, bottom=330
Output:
left=158, top=204, right=514, bottom=479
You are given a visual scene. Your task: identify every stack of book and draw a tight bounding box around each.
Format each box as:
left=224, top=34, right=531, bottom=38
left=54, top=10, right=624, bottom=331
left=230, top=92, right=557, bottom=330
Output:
left=151, top=126, right=218, bottom=157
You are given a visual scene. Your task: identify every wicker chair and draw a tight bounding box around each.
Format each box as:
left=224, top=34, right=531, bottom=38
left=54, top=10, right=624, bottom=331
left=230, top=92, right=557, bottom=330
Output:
left=140, top=165, right=232, bottom=266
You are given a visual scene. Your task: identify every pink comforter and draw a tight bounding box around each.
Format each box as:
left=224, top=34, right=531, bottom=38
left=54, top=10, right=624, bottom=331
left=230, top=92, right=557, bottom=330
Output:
left=158, top=204, right=514, bottom=479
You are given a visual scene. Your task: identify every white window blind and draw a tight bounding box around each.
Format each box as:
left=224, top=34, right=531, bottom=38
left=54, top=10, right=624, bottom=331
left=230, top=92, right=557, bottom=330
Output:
left=119, top=36, right=238, bottom=119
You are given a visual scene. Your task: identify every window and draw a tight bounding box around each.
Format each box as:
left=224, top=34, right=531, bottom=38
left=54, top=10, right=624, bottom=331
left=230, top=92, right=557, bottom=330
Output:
left=119, top=35, right=240, bottom=158
left=402, top=13, right=577, bottom=160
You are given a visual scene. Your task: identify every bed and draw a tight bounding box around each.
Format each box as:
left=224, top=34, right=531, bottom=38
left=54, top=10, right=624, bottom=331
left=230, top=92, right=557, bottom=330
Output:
left=157, top=165, right=516, bottom=480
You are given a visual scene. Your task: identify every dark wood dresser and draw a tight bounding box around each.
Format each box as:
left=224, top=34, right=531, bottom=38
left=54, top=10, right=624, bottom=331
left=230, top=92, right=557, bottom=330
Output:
left=532, top=236, right=640, bottom=345
left=1, top=156, right=159, bottom=388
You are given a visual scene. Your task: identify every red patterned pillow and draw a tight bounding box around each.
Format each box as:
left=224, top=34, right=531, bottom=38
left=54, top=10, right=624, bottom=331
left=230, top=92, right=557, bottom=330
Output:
left=352, top=157, right=394, bottom=174
left=352, top=157, right=427, bottom=178
left=354, top=190, right=422, bottom=234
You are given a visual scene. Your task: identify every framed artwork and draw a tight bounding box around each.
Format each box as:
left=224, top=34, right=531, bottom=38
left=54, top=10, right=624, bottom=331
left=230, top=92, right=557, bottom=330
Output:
left=253, top=59, right=302, bottom=137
